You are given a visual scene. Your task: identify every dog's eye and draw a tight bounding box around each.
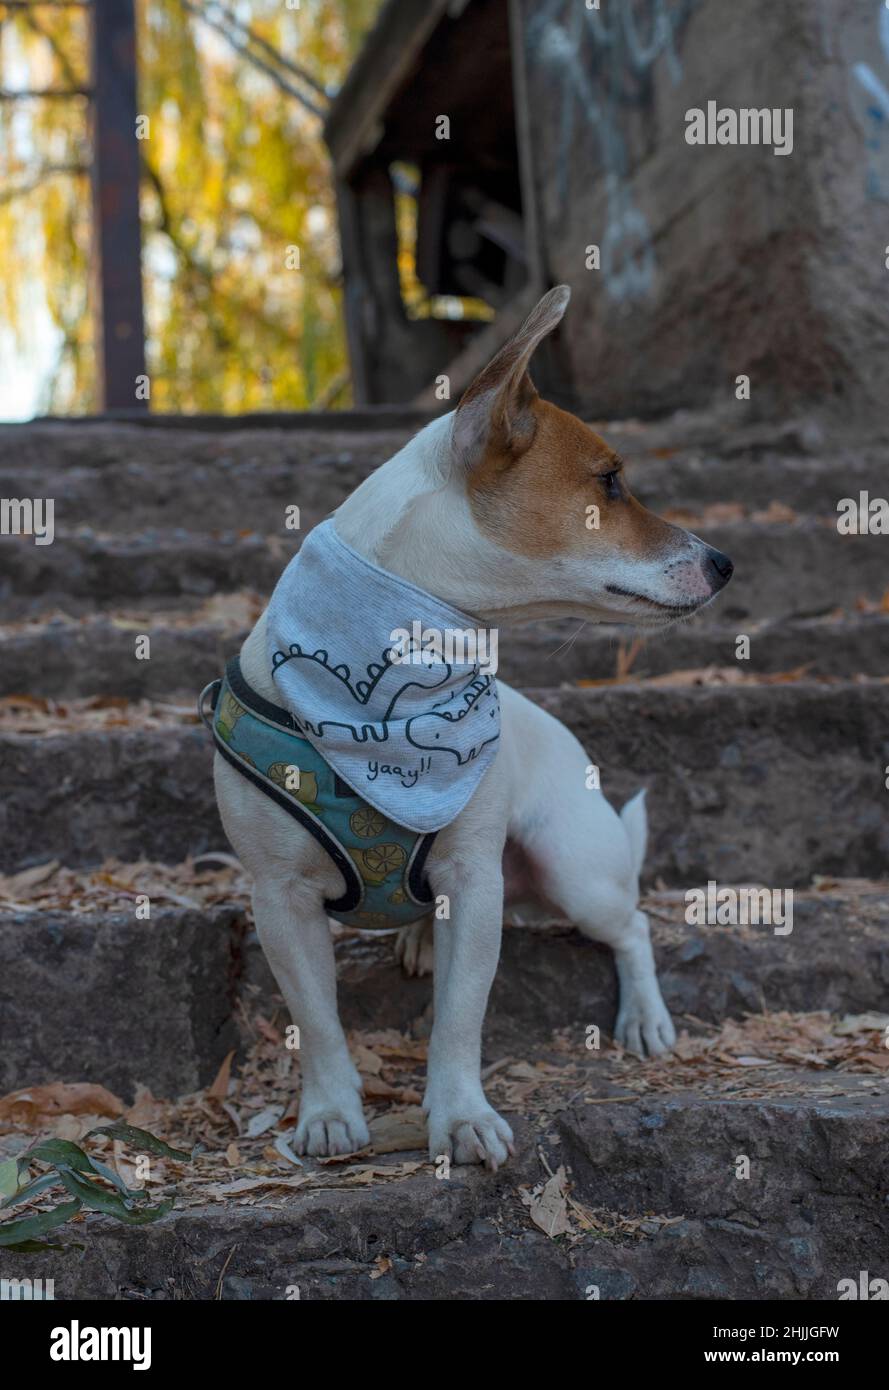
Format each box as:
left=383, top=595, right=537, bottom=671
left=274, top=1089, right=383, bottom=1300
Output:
left=601, top=471, right=623, bottom=500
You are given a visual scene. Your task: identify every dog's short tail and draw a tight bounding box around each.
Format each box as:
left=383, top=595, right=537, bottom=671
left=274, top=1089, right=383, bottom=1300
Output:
left=620, top=789, right=648, bottom=880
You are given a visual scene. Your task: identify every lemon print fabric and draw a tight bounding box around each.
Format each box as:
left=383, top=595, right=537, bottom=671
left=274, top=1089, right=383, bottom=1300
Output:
left=211, top=665, right=436, bottom=930
left=267, top=762, right=319, bottom=810
left=350, top=806, right=386, bottom=839
left=215, top=690, right=247, bottom=744
left=348, top=841, right=407, bottom=886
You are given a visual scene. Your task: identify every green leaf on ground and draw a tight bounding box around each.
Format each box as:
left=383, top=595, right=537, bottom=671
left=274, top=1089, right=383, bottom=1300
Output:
left=1, top=1170, right=63, bottom=1210
left=0, top=1156, right=22, bottom=1199
left=57, top=1168, right=173, bottom=1223
left=0, top=1201, right=82, bottom=1247
left=86, top=1122, right=190, bottom=1161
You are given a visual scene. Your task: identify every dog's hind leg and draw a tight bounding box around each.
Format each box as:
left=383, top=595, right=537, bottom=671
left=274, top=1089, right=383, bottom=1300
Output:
left=518, top=791, right=674, bottom=1055
left=504, top=693, right=675, bottom=1057
left=214, top=753, right=369, bottom=1156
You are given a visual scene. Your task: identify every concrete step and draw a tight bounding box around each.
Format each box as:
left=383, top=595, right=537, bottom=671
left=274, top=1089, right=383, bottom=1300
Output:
left=0, top=530, right=278, bottom=619
left=559, top=1075, right=889, bottom=1277
left=0, top=907, right=246, bottom=1100
left=3, top=521, right=887, bottom=624
left=1, top=684, right=886, bottom=882
left=0, top=1142, right=864, bottom=1300
left=1, top=414, right=885, bottom=531
left=2, top=883, right=887, bottom=1098
left=4, top=1056, right=886, bottom=1300
left=2, top=609, right=888, bottom=699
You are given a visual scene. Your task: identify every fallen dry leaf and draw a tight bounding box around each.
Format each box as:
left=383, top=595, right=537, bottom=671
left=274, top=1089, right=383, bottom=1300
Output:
left=333, top=1161, right=424, bottom=1184
left=245, top=1105, right=283, bottom=1139
left=834, top=1013, right=889, bottom=1035
left=202, top=1175, right=310, bottom=1200
left=0, top=1081, right=124, bottom=1125
left=520, top=1165, right=572, bottom=1239
left=124, top=1084, right=165, bottom=1132
left=353, top=1044, right=384, bottom=1076
left=0, top=855, right=252, bottom=918
left=253, top=1016, right=282, bottom=1045
left=1, top=860, right=60, bottom=895
left=368, top=1107, right=428, bottom=1155
left=208, top=1050, right=236, bottom=1102
left=362, top=1075, right=401, bottom=1100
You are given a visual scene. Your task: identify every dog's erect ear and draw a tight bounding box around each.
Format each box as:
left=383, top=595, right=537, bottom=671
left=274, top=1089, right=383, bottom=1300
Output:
left=452, top=284, right=570, bottom=470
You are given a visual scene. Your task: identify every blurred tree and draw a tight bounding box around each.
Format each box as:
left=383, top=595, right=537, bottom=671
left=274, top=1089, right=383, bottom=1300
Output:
left=0, top=0, right=382, bottom=413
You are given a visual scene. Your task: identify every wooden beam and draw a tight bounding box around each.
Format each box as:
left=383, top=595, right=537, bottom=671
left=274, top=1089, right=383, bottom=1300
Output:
left=89, top=0, right=147, bottom=411
left=324, top=0, right=453, bottom=178
left=507, top=0, right=544, bottom=293
left=334, top=180, right=371, bottom=405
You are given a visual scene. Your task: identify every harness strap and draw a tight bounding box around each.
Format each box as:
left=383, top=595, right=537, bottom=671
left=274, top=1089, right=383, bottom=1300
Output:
left=198, top=678, right=222, bottom=733
left=205, top=658, right=437, bottom=921
left=207, top=659, right=360, bottom=914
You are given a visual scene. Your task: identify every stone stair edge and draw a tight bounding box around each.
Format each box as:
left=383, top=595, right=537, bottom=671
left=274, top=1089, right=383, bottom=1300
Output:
left=3, top=891, right=888, bottom=1095
left=2, top=1095, right=885, bottom=1299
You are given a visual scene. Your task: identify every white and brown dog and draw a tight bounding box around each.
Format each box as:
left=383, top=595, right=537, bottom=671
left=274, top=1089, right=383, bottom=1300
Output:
left=213, top=286, right=733, bottom=1169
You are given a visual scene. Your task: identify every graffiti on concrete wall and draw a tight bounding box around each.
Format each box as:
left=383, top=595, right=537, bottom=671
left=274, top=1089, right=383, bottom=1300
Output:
left=851, top=4, right=889, bottom=201
left=526, top=0, right=695, bottom=301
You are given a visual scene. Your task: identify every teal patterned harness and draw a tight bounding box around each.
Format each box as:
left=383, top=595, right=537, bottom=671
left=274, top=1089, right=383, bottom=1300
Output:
left=206, top=659, right=437, bottom=930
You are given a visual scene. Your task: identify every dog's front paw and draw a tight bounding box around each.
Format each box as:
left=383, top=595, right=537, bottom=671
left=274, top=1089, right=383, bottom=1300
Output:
left=614, top=985, right=676, bottom=1058
left=425, top=1092, right=515, bottom=1171
left=294, top=1090, right=370, bottom=1158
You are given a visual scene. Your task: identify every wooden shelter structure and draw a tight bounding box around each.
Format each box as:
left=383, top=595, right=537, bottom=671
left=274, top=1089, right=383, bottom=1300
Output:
left=324, top=0, right=552, bottom=410
left=326, top=0, right=889, bottom=423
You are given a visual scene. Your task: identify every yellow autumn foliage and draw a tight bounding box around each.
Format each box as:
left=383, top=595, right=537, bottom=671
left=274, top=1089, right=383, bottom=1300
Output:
left=0, top=0, right=382, bottom=413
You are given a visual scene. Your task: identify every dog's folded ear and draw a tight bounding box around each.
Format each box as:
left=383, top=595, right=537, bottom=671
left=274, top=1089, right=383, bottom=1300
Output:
left=452, top=285, right=570, bottom=471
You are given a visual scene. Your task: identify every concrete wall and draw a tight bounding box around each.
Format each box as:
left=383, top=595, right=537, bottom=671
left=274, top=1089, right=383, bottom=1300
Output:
left=521, top=0, right=889, bottom=422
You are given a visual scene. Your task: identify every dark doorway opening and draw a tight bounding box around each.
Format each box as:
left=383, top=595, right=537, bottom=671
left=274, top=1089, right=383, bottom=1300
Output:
left=325, top=0, right=541, bottom=407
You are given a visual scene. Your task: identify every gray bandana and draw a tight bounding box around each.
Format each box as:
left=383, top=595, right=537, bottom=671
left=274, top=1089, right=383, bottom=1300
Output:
left=266, top=519, right=500, bottom=833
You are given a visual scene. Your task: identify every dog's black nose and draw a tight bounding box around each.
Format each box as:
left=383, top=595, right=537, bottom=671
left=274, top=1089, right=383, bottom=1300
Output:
left=704, top=547, right=734, bottom=589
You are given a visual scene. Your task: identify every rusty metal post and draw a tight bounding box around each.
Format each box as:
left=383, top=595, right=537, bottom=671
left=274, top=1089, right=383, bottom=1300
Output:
left=89, top=0, right=147, bottom=411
